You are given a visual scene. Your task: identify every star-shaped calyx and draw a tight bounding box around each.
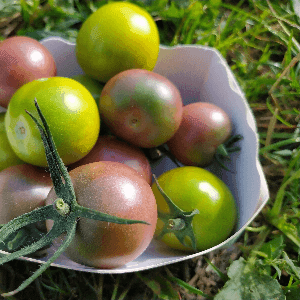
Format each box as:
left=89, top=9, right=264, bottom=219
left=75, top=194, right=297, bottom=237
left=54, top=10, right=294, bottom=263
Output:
left=0, top=99, right=149, bottom=297
left=153, top=175, right=199, bottom=251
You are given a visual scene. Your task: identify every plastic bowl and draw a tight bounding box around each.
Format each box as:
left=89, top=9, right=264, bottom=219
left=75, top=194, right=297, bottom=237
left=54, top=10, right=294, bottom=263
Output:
left=0, top=37, right=269, bottom=274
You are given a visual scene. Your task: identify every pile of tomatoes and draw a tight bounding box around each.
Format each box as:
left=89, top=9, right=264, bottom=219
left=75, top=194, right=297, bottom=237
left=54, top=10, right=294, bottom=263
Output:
left=0, top=2, right=238, bottom=268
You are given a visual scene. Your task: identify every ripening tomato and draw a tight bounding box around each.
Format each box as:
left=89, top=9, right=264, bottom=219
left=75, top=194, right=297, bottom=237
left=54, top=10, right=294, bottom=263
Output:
left=0, top=164, right=52, bottom=253
left=4, top=77, right=100, bottom=167
left=45, top=161, right=157, bottom=269
left=0, top=164, right=52, bottom=225
left=99, top=69, right=183, bottom=148
left=0, top=112, right=24, bottom=171
left=76, top=1, right=160, bottom=82
left=68, top=135, right=152, bottom=184
left=0, top=36, right=57, bottom=108
left=151, top=167, right=237, bottom=252
left=167, top=102, right=232, bottom=166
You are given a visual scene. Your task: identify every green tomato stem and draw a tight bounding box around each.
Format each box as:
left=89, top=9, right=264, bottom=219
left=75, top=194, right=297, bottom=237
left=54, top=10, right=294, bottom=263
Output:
left=7, top=229, right=28, bottom=251
left=26, top=100, right=76, bottom=205
left=215, top=134, right=243, bottom=171
left=0, top=220, right=65, bottom=266
left=0, top=205, right=56, bottom=243
left=73, top=203, right=150, bottom=225
left=167, top=218, right=186, bottom=230
left=54, top=198, right=70, bottom=216
left=1, top=221, right=77, bottom=297
left=216, top=143, right=229, bottom=158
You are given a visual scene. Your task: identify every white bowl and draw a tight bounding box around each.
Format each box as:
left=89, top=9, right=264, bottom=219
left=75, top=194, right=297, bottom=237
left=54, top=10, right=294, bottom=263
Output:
left=0, top=37, right=269, bottom=273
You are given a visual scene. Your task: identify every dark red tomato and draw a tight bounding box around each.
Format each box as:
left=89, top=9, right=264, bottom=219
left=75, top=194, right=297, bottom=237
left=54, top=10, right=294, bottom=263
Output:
left=0, top=36, right=57, bottom=108
left=99, top=69, right=183, bottom=148
left=0, top=164, right=52, bottom=225
left=68, top=135, right=152, bottom=184
left=167, top=102, right=232, bottom=166
left=45, top=161, right=157, bottom=269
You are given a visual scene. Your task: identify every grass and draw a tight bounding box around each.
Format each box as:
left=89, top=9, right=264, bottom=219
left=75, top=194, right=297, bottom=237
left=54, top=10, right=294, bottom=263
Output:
left=1, top=0, right=300, bottom=299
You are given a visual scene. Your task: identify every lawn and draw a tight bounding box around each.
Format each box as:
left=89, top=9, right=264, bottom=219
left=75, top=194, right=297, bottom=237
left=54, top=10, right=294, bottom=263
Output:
left=1, top=0, right=300, bottom=299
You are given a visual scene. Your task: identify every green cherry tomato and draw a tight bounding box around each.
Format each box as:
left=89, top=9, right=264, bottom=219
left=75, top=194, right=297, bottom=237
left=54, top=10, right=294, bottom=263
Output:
left=76, top=1, right=160, bottom=82
left=0, top=112, right=24, bottom=171
left=5, top=77, right=100, bottom=167
left=151, top=167, right=237, bottom=252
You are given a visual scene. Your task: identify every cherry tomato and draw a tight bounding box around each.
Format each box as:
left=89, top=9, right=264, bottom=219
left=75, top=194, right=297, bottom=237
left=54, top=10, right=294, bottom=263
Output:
left=68, top=135, right=152, bottom=184
left=0, top=164, right=52, bottom=225
left=99, top=69, right=183, bottom=148
left=151, top=167, right=237, bottom=252
left=167, top=102, right=232, bottom=166
left=4, top=77, right=100, bottom=167
left=45, top=161, right=157, bottom=268
left=0, top=36, right=57, bottom=108
left=76, top=2, right=160, bottom=82
left=0, top=164, right=52, bottom=253
left=0, top=112, right=24, bottom=171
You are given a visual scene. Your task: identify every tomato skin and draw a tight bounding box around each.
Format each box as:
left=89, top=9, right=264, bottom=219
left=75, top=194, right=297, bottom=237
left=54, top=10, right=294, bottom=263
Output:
left=45, top=161, right=157, bottom=268
left=68, top=135, right=152, bottom=184
left=99, top=69, right=183, bottom=148
left=0, top=112, right=24, bottom=171
left=0, top=164, right=52, bottom=225
left=76, top=2, right=159, bottom=82
left=167, top=102, right=232, bottom=166
left=71, top=74, right=104, bottom=108
left=0, top=36, right=57, bottom=108
left=4, top=77, right=100, bottom=167
left=151, top=167, right=237, bottom=252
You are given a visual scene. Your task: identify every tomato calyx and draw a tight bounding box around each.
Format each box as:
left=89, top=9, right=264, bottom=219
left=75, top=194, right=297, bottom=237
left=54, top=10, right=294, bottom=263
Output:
left=0, top=99, right=149, bottom=297
left=148, top=134, right=243, bottom=171
left=0, top=223, right=43, bottom=253
left=215, top=134, right=243, bottom=171
left=153, top=175, right=199, bottom=251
